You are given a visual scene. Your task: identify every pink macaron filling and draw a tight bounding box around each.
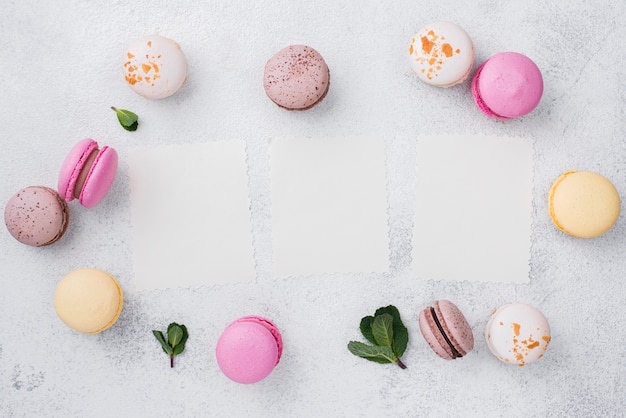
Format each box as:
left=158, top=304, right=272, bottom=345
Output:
left=216, top=316, right=282, bottom=384
left=472, top=52, right=543, bottom=119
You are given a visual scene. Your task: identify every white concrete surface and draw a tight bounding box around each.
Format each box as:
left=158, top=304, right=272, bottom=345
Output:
left=1, top=0, right=625, bottom=416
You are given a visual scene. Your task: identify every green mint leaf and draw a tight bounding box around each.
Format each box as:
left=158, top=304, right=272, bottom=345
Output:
left=167, top=323, right=184, bottom=347
left=372, top=313, right=394, bottom=348
left=111, top=106, right=138, bottom=131
left=152, top=330, right=174, bottom=355
left=347, top=341, right=397, bottom=364
left=359, top=316, right=377, bottom=345
left=172, top=325, right=189, bottom=355
left=375, top=305, right=409, bottom=358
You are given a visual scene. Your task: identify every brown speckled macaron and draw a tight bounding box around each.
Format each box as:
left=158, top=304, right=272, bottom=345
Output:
left=418, top=300, right=474, bottom=360
left=4, top=186, right=70, bottom=246
left=263, top=45, right=330, bottom=110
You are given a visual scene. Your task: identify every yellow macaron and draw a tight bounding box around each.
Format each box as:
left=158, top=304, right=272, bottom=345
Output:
left=54, top=268, right=124, bottom=334
left=548, top=170, right=620, bottom=238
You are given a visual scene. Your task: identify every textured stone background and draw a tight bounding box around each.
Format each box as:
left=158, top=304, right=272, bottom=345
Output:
left=1, top=0, right=625, bottom=416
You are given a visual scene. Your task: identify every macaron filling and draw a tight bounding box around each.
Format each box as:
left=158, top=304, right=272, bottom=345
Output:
left=430, top=307, right=463, bottom=359
left=61, top=139, right=99, bottom=202
left=73, top=147, right=99, bottom=199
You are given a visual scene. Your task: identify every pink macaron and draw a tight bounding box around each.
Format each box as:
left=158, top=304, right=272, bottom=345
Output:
left=471, top=52, right=543, bottom=119
left=58, top=138, right=118, bottom=208
left=216, top=316, right=283, bottom=384
left=418, top=300, right=474, bottom=360
left=263, top=45, right=330, bottom=111
left=4, top=186, right=70, bottom=246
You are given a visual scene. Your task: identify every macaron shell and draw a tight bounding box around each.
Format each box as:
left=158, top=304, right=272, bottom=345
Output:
left=409, top=22, right=474, bottom=87
left=434, top=300, right=474, bottom=356
left=418, top=308, right=455, bottom=360
left=58, top=138, right=99, bottom=202
left=471, top=62, right=502, bottom=119
left=54, top=268, right=124, bottom=334
left=239, top=316, right=283, bottom=361
left=216, top=317, right=281, bottom=384
left=485, top=303, right=551, bottom=366
left=4, top=186, right=69, bottom=246
left=548, top=171, right=620, bottom=238
left=79, top=146, right=118, bottom=208
left=473, top=52, right=543, bottom=118
left=264, top=45, right=330, bottom=110
left=124, top=35, right=188, bottom=99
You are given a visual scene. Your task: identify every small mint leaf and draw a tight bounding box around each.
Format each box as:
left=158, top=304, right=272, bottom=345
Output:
left=173, top=325, right=188, bottom=356
left=375, top=305, right=408, bottom=358
left=167, top=323, right=184, bottom=347
left=347, top=341, right=396, bottom=364
left=152, top=330, right=173, bottom=355
left=111, top=106, right=138, bottom=131
left=372, top=313, right=394, bottom=348
left=359, top=316, right=376, bottom=345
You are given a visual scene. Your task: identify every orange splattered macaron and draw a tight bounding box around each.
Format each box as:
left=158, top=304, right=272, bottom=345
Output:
left=486, top=302, right=551, bottom=366
left=124, top=35, right=188, bottom=99
left=409, top=22, right=474, bottom=87
left=548, top=171, right=620, bottom=238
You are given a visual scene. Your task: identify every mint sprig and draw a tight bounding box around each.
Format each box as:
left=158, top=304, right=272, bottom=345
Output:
left=152, top=322, right=188, bottom=368
left=348, top=305, right=408, bottom=369
left=111, top=106, right=138, bottom=131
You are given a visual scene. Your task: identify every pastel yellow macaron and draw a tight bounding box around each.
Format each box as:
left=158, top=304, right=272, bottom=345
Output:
left=548, top=171, right=620, bottom=238
left=54, top=268, right=124, bottom=334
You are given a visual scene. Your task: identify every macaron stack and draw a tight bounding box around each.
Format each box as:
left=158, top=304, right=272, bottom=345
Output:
left=2, top=18, right=621, bottom=397
left=415, top=300, right=551, bottom=366
left=4, top=138, right=118, bottom=247
left=409, top=22, right=543, bottom=119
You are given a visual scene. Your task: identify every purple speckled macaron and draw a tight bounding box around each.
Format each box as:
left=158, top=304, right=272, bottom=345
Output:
left=263, top=45, right=330, bottom=111
left=4, top=186, right=70, bottom=246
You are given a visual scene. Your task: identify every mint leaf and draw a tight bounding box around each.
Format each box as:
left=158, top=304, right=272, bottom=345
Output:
left=372, top=313, right=394, bottom=348
left=173, top=325, right=189, bottom=355
left=111, top=106, right=138, bottom=131
left=375, top=305, right=408, bottom=358
left=152, top=330, right=173, bottom=355
left=349, top=305, right=408, bottom=369
left=359, top=316, right=377, bottom=345
left=168, top=323, right=184, bottom=347
left=153, top=322, right=188, bottom=368
left=347, top=341, right=396, bottom=364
